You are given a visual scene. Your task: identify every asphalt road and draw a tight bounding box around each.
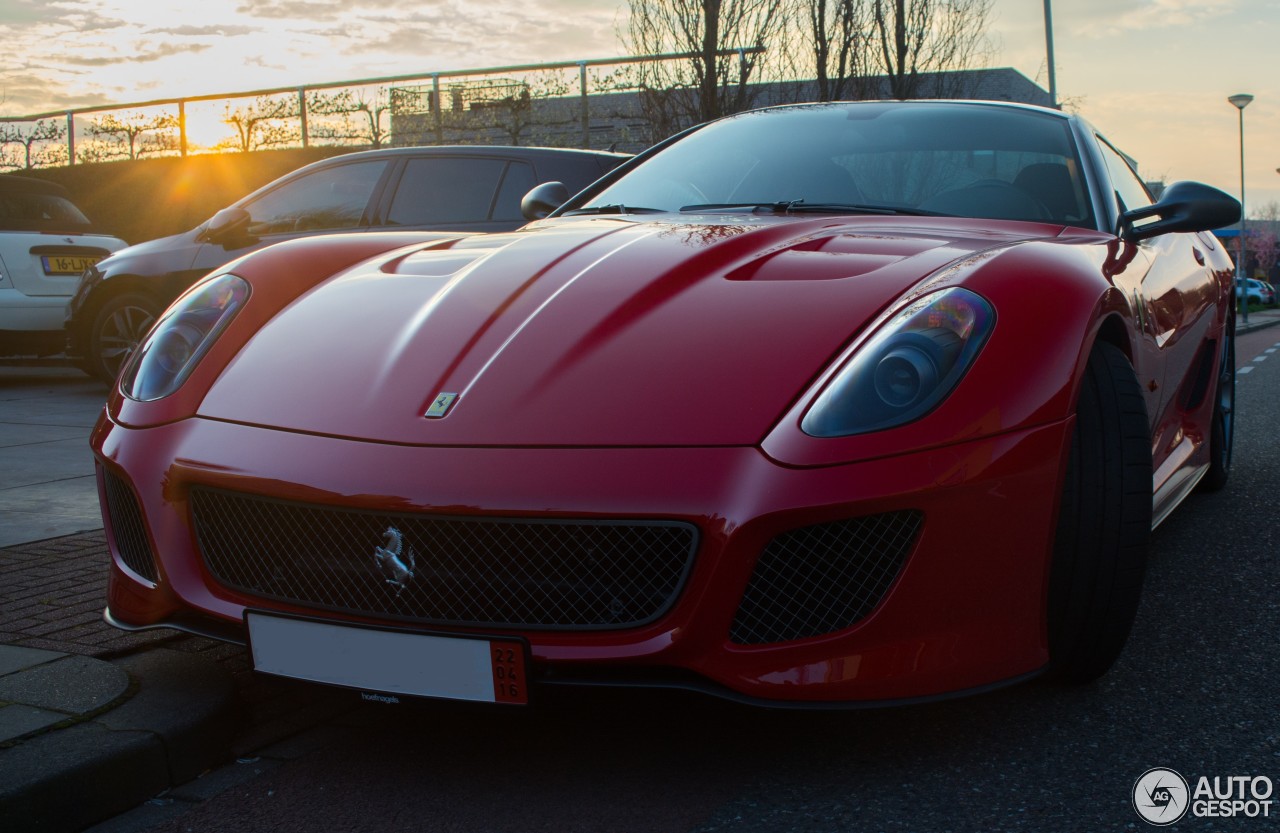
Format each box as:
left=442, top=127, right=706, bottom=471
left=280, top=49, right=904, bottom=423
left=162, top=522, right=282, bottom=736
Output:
left=92, top=332, right=1280, bottom=833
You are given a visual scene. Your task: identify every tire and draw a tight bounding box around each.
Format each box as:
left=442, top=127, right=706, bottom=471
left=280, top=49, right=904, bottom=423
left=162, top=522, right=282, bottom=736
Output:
left=1200, top=308, right=1235, bottom=492
left=87, top=293, right=159, bottom=384
left=1047, top=341, right=1152, bottom=683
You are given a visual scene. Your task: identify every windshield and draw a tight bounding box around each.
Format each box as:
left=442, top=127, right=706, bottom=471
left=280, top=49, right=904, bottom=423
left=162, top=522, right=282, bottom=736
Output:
left=578, top=102, right=1095, bottom=227
left=0, top=191, right=94, bottom=232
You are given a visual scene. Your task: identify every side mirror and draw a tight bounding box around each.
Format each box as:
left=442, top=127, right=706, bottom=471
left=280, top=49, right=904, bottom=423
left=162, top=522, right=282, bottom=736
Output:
left=1122, top=181, right=1240, bottom=242
left=197, top=206, right=252, bottom=245
left=521, top=182, right=570, bottom=221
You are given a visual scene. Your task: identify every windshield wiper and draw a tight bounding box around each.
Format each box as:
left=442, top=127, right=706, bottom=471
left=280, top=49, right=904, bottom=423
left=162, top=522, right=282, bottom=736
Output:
left=680, top=200, right=941, bottom=217
left=562, top=204, right=666, bottom=216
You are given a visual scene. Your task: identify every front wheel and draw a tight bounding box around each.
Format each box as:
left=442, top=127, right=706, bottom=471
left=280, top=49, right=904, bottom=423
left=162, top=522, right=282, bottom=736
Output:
left=88, top=293, right=159, bottom=384
left=1047, top=342, right=1152, bottom=683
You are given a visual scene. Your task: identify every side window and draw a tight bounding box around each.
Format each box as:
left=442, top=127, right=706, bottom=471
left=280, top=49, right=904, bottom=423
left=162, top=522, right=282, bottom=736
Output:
left=244, top=160, right=388, bottom=235
left=386, top=158, right=508, bottom=226
left=1096, top=137, right=1153, bottom=214
left=491, top=162, right=537, bottom=222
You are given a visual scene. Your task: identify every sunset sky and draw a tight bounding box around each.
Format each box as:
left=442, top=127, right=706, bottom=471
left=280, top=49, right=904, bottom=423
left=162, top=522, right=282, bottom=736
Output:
left=1, top=0, right=1277, bottom=211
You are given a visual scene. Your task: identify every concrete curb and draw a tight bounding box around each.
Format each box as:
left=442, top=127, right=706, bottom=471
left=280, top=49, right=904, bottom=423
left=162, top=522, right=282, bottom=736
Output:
left=0, top=648, right=236, bottom=833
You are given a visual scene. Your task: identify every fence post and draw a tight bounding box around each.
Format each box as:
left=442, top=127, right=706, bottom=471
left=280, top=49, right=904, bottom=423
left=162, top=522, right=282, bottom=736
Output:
left=179, top=101, right=188, bottom=157
left=66, top=112, right=75, bottom=166
left=298, top=87, right=309, bottom=148
left=432, top=74, right=443, bottom=144
left=578, top=62, right=589, bottom=148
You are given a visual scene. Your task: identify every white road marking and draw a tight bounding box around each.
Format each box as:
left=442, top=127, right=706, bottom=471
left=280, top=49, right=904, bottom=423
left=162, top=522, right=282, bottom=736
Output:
left=1253, top=355, right=1268, bottom=362
left=1239, top=365, right=1255, bottom=374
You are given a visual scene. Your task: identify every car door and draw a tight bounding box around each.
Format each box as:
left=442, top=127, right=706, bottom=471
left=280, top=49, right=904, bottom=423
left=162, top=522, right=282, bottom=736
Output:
left=1095, top=135, right=1220, bottom=487
left=375, top=156, right=537, bottom=233
left=190, top=157, right=394, bottom=274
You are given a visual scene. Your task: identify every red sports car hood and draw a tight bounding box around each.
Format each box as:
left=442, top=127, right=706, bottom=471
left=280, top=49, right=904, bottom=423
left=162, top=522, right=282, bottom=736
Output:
left=198, top=215, right=1056, bottom=446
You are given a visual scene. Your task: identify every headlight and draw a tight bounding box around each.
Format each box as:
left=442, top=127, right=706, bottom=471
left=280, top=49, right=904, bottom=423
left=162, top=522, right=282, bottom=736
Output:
left=802, top=287, right=994, bottom=437
left=120, top=274, right=249, bottom=401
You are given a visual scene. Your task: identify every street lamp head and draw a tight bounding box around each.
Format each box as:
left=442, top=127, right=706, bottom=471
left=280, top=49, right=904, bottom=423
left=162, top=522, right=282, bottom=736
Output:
left=1229, top=93, right=1254, bottom=110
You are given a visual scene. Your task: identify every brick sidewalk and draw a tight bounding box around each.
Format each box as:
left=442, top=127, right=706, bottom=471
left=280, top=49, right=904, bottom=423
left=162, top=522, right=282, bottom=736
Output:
left=0, top=531, right=354, bottom=758
left=0, top=532, right=178, bottom=658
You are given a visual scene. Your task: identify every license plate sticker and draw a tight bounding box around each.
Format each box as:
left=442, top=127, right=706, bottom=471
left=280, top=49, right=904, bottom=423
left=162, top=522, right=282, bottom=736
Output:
left=246, top=612, right=528, bottom=705
left=40, top=255, right=99, bottom=275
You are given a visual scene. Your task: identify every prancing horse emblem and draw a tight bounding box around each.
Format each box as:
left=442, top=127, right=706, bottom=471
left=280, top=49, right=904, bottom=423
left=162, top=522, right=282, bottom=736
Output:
left=373, top=527, right=416, bottom=596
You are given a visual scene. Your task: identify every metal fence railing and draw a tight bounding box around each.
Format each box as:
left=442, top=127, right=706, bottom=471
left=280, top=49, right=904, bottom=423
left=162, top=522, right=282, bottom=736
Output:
left=0, top=50, right=765, bottom=171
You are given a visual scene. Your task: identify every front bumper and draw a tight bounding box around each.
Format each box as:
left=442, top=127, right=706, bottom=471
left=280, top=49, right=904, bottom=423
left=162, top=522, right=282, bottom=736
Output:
left=94, top=414, right=1071, bottom=704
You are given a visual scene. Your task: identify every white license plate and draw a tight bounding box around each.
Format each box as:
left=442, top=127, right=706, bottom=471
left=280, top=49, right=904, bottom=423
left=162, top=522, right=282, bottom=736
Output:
left=246, top=612, right=528, bottom=705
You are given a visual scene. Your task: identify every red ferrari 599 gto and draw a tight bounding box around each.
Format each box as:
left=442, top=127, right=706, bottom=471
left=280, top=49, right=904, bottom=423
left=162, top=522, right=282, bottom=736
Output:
left=94, top=101, right=1241, bottom=707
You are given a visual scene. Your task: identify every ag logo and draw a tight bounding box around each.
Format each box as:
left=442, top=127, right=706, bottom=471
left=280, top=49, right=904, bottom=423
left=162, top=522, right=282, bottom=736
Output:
left=1133, top=768, right=1190, bottom=826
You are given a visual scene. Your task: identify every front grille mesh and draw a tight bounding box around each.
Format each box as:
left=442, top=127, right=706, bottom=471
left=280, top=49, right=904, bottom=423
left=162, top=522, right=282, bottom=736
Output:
left=102, top=468, right=158, bottom=582
left=730, top=511, right=923, bottom=645
left=191, top=488, right=697, bottom=630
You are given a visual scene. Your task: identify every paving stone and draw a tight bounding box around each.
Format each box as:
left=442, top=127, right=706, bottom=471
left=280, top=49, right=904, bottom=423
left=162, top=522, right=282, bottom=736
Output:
left=0, top=704, right=68, bottom=743
left=0, top=655, right=129, bottom=714
left=0, top=646, right=65, bottom=677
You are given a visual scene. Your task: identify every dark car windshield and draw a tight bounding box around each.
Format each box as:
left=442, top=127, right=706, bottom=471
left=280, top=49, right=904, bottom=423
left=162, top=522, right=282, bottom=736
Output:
left=578, top=102, right=1095, bottom=227
left=0, top=191, right=94, bottom=232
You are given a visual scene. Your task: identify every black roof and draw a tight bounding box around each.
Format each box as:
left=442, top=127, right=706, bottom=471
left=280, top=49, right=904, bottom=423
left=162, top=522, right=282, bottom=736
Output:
left=0, top=174, right=72, bottom=196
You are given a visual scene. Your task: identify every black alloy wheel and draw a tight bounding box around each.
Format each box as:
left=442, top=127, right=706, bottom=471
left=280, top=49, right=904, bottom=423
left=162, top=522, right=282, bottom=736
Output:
left=89, top=293, right=158, bottom=384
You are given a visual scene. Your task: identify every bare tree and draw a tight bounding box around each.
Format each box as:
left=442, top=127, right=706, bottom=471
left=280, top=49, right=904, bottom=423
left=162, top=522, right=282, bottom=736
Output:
left=868, top=0, right=994, bottom=99
left=1253, top=232, right=1278, bottom=281
left=0, top=124, right=21, bottom=169
left=1251, top=200, right=1280, bottom=281
left=0, top=120, right=66, bottom=169
left=622, top=0, right=784, bottom=136
left=308, top=90, right=393, bottom=148
left=802, top=0, right=876, bottom=101
left=87, top=112, right=179, bottom=160
left=223, top=96, right=300, bottom=152
left=1254, top=200, right=1280, bottom=224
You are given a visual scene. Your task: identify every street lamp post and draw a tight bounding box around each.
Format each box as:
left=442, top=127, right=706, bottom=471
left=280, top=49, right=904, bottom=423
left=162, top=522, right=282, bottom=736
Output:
left=1229, top=93, right=1253, bottom=324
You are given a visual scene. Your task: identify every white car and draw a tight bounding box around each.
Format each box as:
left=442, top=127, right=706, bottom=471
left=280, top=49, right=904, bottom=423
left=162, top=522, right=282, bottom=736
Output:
left=0, top=175, right=127, bottom=358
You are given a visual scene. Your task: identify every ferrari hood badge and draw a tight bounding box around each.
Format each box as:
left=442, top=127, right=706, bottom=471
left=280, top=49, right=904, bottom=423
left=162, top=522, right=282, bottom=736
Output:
left=373, top=527, right=416, bottom=596
left=425, top=392, right=458, bottom=419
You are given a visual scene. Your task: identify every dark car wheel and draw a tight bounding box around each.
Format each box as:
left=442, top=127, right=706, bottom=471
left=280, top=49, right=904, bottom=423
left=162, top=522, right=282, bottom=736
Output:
left=1047, top=341, right=1152, bottom=683
left=1200, top=310, right=1235, bottom=492
left=88, top=293, right=158, bottom=384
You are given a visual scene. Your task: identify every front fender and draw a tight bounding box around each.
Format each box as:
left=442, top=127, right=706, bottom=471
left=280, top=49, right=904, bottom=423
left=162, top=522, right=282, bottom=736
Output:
left=763, top=233, right=1134, bottom=467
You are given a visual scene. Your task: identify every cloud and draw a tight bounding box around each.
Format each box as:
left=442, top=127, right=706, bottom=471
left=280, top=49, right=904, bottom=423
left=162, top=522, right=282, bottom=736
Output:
left=0, top=71, right=115, bottom=114
left=145, top=24, right=257, bottom=36
left=234, top=0, right=397, bottom=21
left=1070, top=0, right=1237, bottom=37
left=338, top=0, right=621, bottom=65
left=54, top=42, right=213, bottom=67
left=0, top=0, right=129, bottom=33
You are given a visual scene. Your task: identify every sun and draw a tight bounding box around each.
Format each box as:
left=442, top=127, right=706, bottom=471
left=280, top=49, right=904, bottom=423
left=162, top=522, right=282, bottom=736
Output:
left=181, top=102, right=241, bottom=153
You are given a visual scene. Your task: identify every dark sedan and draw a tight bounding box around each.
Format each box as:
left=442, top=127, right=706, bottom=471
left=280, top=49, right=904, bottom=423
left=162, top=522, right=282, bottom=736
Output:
left=67, top=145, right=627, bottom=381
